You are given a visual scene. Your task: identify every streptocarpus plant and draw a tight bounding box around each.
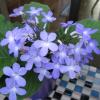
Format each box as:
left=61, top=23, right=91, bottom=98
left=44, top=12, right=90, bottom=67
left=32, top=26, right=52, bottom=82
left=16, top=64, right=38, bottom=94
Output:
left=0, top=2, right=100, bottom=100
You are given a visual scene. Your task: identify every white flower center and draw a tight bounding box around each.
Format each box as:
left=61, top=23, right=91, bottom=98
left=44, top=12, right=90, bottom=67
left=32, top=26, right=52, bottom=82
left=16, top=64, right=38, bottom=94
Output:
left=12, top=73, right=19, bottom=79
left=75, top=47, right=80, bottom=52
left=83, top=31, right=89, bottom=35
left=15, top=46, right=19, bottom=51
left=89, top=42, right=94, bottom=47
left=55, top=64, right=60, bottom=69
left=8, top=36, right=14, bottom=42
left=59, top=52, right=66, bottom=58
left=11, top=87, right=17, bottom=92
left=35, top=56, right=41, bottom=62
left=43, top=42, right=49, bottom=47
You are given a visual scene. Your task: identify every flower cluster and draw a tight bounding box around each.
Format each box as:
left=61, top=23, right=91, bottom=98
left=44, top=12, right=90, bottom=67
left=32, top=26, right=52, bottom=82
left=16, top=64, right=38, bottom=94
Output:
left=0, top=5, right=100, bottom=100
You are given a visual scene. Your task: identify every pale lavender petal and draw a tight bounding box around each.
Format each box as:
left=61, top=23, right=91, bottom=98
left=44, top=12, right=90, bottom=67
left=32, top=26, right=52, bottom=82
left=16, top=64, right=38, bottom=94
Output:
left=3, top=67, right=14, bottom=76
left=15, top=76, right=26, bottom=87
left=25, top=60, right=34, bottom=70
left=52, top=69, right=60, bottom=79
left=9, top=92, right=17, bottom=100
left=48, top=32, right=57, bottom=42
left=41, top=57, right=49, bottom=63
left=48, top=11, right=53, bottom=16
left=18, top=67, right=27, bottom=76
left=0, top=87, right=9, bottom=94
left=5, top=78, right=15, bottom=88
left=60, top=66, right=68, bottom=73
left=33, top=40, right=43, bottom=48
left=40, top=47, right=48, bottom=56
left=17, top=88, right=26, bottom=95
left=20, top=54, right=30, bottom=61
left=34, top=68, right=41, bottom=73
left=38, top=74, right=44, bottom=81
left=0, top=39, right=8, bottom=46
left=93, top=47, right=100, bottom=54
left=12, top=63, right=20, bottom=73
left=49, top=43, right=58, bottom=52
left=45, top=71, right=52, bottom=79
left=45, top=63, right=54, bottom=70
left=40, top=30, right=48, bottom=41
left=69, top=71, right=76, bottom=79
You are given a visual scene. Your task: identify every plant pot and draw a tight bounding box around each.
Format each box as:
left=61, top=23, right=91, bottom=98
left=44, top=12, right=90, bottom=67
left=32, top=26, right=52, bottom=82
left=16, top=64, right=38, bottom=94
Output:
left=31, top=78, right=56, bottom=100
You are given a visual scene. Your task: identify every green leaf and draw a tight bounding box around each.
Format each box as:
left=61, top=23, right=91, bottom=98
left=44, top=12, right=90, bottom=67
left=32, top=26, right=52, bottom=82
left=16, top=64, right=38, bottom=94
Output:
left=79, top=19, right=100, bottom=46
left=24, top=2, right=50, bottom=28
left=18, top=71, right=41, bottom=100
left=0, top=15, right=17, bottom=77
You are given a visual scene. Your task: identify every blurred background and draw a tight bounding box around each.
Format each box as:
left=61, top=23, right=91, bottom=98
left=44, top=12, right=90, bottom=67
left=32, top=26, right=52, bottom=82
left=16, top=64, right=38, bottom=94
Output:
left=0, top=0, right=100, bottom=67
left=0, top=0, right=100, bottom=28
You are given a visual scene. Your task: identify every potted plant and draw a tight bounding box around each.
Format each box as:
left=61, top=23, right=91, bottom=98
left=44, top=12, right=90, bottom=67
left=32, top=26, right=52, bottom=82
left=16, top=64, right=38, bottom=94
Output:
left=0, top=2, right=100, bottom=100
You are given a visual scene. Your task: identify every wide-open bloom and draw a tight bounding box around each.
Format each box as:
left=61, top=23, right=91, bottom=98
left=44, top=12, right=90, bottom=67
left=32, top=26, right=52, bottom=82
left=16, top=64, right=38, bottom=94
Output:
left=26, top=7, right=42, bottom=16
left=45, top=56, right=66, bottom=79
left=34, top=66, right=52, bottom=81
left=42, top=11, right=56, bottom=23
left=86, top=39, right=100, bottom=54
left=0, top=27, right=24, bottom=57
left=20, top=45, right=49, bottom=70
left=34, top=30, right=58, bottom=56
left=9, top=6, right=24, bottom=17
left=61, top=58, right=81, bottom=79
left=76, top=23, right=98, bottom=41
left=0, top=78, right=26, bottom=100
left=53, top=44, right=68, bottom=64
left=3, top=63, right=27, bottom=87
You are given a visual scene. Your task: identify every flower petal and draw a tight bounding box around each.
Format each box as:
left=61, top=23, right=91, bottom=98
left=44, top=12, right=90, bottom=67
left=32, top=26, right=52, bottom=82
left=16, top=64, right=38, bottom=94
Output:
left=33, top=40, right=43, bottom=48
left=12, top=63, right=20, bottom=73
left=9, top=92, right=17, bottom=100
left=0, top=39, right=8, bottom=46
left=52, top=69, right=60, bottom=79
left=49, top=43, right=58, bottom=52
left=38, top=74, right=44, bottom=81
left=48, top=32, right=57, bottom=42
left=20, top=54, right=30, bottom=61
left=40, top=47, right=48, bottom=56
left=0, top=87, right=9, bottom=94
left=25, top=60, right=34, bottom=70
left=3, top=67, right=14, bottom=76
left=18, top=67, right=27, bottom=76
left=17, top=88, right=26, bottom=96
left=40, top=30, right=48, bottom=41
left=15, top=76, right=26, bottom=87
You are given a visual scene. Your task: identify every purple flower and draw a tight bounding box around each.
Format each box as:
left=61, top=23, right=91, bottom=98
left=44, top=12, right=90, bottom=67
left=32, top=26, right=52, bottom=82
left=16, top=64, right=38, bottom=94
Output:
left=61, top=58, right=81, bottom=79
left=86, top=39, right=100, bottom=54
left=0, top=27, right=25, bottom=57
left=76, top=23, right=98, bottom=40
left=34, top=66, right=52, bottom=81
left=60, top=21, right=74, bottom=28
left=26, top=7, right=42, bottom=16
left=45, top=56, right=66, bottom=79
left=9, top=6, right=24, bottom=17
left=53, top=44, right=68, bottom=64
left=34, top=30, right=58, bottom=56
left=20, top=24, right=34, bottom=41
left=42, top=11, right=56, bottom=23
left=68, top=43, right=87, bottom=62
left=26, top=7, right=42, bottom=24
left=3, top=63, right=27, bottom=87
left=20, top=45, right=49, bottom=70
left=0, top=78, right=26, bottom=100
